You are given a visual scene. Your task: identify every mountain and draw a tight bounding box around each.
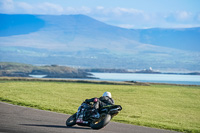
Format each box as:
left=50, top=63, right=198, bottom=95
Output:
left=0, top=14, right=200, bottom=71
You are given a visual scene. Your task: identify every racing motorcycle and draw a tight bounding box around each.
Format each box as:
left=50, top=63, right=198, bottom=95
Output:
left=66, top=102, right=122, bottom=129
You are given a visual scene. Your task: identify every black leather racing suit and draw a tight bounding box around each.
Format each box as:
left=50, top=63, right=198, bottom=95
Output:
left=85, top=96, right=114, bottom=111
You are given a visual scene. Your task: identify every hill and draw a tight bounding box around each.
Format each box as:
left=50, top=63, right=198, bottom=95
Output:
left=0, top=14, right=200, bottom=71
left=0, top=62, right=92, bottom=78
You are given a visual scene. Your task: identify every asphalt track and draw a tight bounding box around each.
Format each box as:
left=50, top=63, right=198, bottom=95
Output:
left=0, top=102, right=181, bottom=133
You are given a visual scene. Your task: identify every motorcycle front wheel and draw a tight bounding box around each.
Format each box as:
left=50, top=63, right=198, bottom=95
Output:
left=66, top=113, right=76, bottom=127
left=90, top=113, right=111, bottom=129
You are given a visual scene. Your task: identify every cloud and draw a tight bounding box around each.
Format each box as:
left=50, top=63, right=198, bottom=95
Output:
left=0, top=0, right=64, bottom=14
left=175, top=11, right=192, bottom=21
left=96, top=6, right=104, bottom=10
left=37, top=2, right=64, bottom=14
left=0, top=0, right=14, bottom=13
left=16, top=2, right=33, bottom=14
left=64, top=6, right=91, bottom=15
left=112, top=7, right=143, bottom=16
left=117, top=24, right=135, bottom=29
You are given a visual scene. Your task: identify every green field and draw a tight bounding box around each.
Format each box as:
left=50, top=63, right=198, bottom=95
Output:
left=0, top=79, right=200, bottom=133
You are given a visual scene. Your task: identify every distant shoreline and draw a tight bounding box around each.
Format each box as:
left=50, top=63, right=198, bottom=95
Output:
left=82, top=68, right=200, bottom=75
left=0, top=77, right=199, bottom=87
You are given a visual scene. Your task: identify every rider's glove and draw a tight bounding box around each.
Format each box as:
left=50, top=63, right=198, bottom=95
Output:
left=93, top=98, right=98, bottom=103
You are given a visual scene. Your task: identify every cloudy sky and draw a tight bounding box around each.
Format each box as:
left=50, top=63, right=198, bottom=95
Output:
left=1, top=0, right=200, bottom=29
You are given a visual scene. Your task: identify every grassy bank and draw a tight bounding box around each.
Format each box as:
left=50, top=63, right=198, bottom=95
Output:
left=0, top=79, right=200, bottom=133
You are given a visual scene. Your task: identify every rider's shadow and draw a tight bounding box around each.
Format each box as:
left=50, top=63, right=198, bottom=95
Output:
left=67, top=126, right=91, bottom=130
left=20, top=124, right=91, bottom=130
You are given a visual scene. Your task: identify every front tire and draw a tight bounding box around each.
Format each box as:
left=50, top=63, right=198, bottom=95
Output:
left=66, top=113, right=76, bottom=127
left=90, top=113, right=111, bottom=129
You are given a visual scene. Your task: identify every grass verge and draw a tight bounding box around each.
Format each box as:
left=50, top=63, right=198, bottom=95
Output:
left=0, top=79, right=200, bottom=133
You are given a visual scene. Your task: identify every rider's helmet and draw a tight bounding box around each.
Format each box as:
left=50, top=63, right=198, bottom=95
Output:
left=103, top=92, right=112, bottom=98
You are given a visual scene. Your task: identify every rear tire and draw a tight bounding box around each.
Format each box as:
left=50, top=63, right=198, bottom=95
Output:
left=90, top=113, right=111, bottom=129
left=66, top=113, right=76, bottom=127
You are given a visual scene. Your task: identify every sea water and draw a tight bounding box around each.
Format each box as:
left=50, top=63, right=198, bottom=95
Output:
left=91, top=73, right=200, bottom=85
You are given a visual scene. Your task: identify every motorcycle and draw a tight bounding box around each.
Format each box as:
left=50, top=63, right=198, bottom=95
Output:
left=66, top=101, right=122, bottom=129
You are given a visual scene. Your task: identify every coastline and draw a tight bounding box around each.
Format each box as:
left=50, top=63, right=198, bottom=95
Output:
left=0, top=77, right=199, bottom=87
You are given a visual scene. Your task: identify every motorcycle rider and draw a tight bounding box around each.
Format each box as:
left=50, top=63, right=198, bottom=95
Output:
left=85, top=92, right=114, bottom=118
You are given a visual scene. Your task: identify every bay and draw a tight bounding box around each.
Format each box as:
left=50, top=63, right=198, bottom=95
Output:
left=91, top=73, right=200, bottom=85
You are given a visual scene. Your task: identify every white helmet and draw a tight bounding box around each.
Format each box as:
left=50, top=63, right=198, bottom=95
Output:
left=103, top=92, right=112, bottom=98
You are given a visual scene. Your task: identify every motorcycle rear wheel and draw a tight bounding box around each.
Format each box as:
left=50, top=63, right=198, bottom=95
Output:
left=66, top=113, right=76, bottom=127
left=90, top=113, right=111, bottom=129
